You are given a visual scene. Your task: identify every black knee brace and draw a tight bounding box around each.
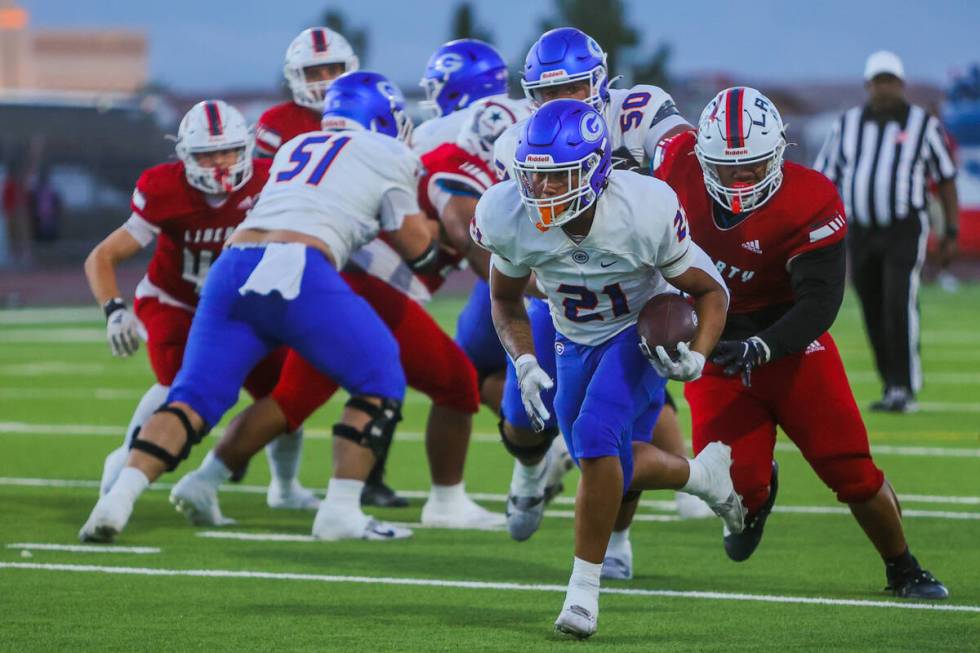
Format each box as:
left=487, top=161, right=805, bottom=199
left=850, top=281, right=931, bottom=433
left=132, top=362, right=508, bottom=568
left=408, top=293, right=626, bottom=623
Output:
left=332, top=397, right=402, bottom=459
left=498, top=417, right=558, bottom=462
left=129, top=405, right=208, bottom=472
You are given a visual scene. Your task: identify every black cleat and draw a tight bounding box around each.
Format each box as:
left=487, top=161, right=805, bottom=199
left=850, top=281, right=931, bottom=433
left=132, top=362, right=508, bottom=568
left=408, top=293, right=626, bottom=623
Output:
left=724, top=461, right=778, bottom=562
left=886, top=563, right=949, bottom=600
left=361, top=481, right=409, bottom=508
left=870, top=388, right=918, bottom=413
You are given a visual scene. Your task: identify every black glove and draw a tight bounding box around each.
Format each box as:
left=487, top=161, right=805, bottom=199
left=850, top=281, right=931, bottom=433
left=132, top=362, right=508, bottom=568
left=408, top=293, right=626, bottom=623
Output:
left=710, top=336, right=771, bottom=387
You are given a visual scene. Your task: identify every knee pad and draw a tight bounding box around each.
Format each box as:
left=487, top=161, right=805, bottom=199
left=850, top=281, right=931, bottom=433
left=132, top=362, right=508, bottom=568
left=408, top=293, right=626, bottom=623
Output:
left=332, top=397, right=402, bottom=460
left=129, top=405, right=208, bottom=472
left=498, top=417, right=557, bottom=462
left=814, top=456, right=885, bottom=505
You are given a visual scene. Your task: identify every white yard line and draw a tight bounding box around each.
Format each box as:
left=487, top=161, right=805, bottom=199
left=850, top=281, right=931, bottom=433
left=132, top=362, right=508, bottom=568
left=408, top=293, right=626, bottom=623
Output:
left=6, top=543, right=159, bottom=554
left=0, top=328, right=105, bottom=343
left=0, top=307, right=95, bottom=324
left=0, top=561, right=976, bottom=614
left=1, top=477, right=975, bottom=522
left=847, top=371, right=980, bottom=384
left=2, top=422, right=980, bottom=458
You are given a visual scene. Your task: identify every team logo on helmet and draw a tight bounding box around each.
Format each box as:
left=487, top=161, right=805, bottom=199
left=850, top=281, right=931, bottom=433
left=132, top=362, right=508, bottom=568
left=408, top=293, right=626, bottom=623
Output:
left=586, top=38, right=603, bottom=58
left=580, top=113, right=603, bottom=142
left=376, top=80, right=397, bottom=98
left=433, top=52, right=464, bottom=74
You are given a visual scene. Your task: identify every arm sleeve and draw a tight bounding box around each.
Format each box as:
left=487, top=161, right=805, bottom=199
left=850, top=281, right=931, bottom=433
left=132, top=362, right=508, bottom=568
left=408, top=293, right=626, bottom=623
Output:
left=378, top=186, right=420, bottom=232
left=755, top=239, right=846, bottom=361
left=123, top=212, right=158, bottom=247
left=642, top=98, right=692, bottom=160
left=924, top=116, right=957, bottom=183
left=813, top=116, right=843, bottom=184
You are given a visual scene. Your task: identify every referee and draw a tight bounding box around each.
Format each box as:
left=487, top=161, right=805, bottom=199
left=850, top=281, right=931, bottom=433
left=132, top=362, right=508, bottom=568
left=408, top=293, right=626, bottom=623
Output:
left=815, top=51, right=959, bottom=413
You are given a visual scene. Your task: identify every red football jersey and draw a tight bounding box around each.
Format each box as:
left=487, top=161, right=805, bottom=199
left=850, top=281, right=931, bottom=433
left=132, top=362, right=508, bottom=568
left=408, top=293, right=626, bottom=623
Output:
left=418, top=143, right=497, bottom=220
left=125, top=159, right=271, bottom=308
left=255, top=101, right=321, bottom=157
left=655, top=131, right=846, bottom=313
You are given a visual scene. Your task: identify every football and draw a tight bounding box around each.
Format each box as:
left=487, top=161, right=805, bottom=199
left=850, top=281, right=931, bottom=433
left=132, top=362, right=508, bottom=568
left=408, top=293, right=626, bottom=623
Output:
left=637, top=293, right=698, bottom=358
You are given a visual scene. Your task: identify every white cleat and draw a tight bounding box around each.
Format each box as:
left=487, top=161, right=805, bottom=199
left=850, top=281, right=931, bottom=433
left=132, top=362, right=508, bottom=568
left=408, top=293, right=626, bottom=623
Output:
left=542, top=437, right=575, bottom=503
left=554, top=605, right=597, bottom=639
left=695, top=442, right=746, bottom=534
left=99, top=446, right=129, bottom=497
left=675, top=491, right=715, bottom=519
left=267, top=480, right=321, bottom=511
left=79, top=492, right=133, bottom=543
left=312, top=506, right=412, bottom=542
left=421, top=495, right=506, bottom=530
left=169, top=473, right=236, bottom=527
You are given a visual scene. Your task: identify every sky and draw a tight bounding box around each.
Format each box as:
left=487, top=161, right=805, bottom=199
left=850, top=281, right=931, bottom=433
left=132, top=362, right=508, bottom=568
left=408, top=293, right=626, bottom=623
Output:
left=21, top=0, right=980, bottom=93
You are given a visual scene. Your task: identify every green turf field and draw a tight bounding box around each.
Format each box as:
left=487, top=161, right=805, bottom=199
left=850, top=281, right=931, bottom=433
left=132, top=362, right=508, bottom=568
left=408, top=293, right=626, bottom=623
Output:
left=0, top=287, right=977, bottom=652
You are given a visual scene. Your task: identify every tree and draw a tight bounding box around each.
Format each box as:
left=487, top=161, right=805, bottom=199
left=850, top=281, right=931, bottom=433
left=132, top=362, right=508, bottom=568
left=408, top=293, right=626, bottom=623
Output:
left=632, top=42, right=672, bottom=89
left=320, top=8, right=370, bottom=65
left=449, top=2, right=494, bottom=43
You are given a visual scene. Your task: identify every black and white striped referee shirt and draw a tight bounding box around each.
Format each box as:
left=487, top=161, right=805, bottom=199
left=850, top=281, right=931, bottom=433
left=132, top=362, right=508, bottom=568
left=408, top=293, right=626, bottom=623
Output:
left=814, top=103, right=956, bottom=228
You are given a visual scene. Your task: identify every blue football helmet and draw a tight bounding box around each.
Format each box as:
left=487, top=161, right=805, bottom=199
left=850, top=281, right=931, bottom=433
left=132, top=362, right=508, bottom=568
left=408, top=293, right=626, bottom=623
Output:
left=419, top=39, right=508, bottom=118
left=513, top=99, right=612, bottom=230
left=521, top=28, right=609, bottom=112
left=321, top=71, right=413, bottom=142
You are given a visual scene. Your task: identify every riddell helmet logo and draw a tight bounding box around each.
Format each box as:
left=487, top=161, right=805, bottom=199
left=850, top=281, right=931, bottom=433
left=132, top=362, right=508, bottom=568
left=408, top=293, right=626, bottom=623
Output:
left=322, top=118, right=349, bottom=129
left=725, top=148, right=749, bottom=155
left=540, top=69, right=569, bottom=80
left=524, top=154, right=554, bottom=163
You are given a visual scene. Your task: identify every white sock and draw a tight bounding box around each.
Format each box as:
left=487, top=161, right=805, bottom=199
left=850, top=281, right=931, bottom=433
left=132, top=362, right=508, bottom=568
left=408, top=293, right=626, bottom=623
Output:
left=606, top=527, right=631, bottom=558
left=429, top=482, right=466, bottom=504
left=196, top=451, right=232, bottom=488
left=123, top=384, right=170, bottom=448
left=112, top=467, right=149, bottom=502
left=265, top=428, right=304, bottom=486
left=324, top=478, right=365, bottom=513
left=680, top=457, right=707, bottom=496
left=510, top=457, right=548, bottom=496
left=563, top=557, right=601, bottom=615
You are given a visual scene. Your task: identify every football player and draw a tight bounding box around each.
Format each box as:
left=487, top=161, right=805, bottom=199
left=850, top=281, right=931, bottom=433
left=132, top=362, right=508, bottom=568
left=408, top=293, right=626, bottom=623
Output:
left=654, top=87, right=948, bottom=599
left=79, top=72, right=438, bottom=543
left=489, top=28, right=708, bottom=562
left=413, top=38, right=510, bottom=156
left=255, top=27, right=359, bottom=158
left=83, top=100, right=318, bottom=513
left=474, top=99, right=744, bottom=638
left=171, top=93, right=512, bottom=531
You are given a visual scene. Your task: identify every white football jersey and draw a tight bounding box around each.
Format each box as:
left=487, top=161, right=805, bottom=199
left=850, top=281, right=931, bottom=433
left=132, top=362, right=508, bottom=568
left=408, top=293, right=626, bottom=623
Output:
left=473, top=170, right=695, bottom=346
left=411, top=93, right=511, bottom=156
left=239, top=129, right=420, bottom=268
left=493, top=85, right=689, bottom=180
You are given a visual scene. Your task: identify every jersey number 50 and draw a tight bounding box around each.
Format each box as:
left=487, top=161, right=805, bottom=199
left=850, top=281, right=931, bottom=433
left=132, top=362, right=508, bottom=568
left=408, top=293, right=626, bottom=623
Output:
left=275, top=134, right=351, bottom=185
left=619, top=92, right=651, bottom=132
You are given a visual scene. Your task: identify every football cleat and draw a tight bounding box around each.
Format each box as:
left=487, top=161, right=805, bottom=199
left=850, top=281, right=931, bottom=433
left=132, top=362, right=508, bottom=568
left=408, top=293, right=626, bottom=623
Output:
left=600, top=554, right=632, bottom=581
left=505, top=494, right=546, bottom=542
left=79, top=493, right=133, bottom=543
left=542, top=437, right=575, bottom=504
left=421, top=495, right=506, bottom=530
left=360, top=481, right=409, bottom=508
left=554, top=604, right=597, bottom=639
left=724, top=461, right=778, bottom=562
left=170, top=473, right=237, bottom=527
left=886, top=562, right=949, bottom=600
left=696, top=442, right=747, bottom=534
left=267, top=479, right=321, bottom=511
left=870, top=387, right=918, bottom=414
left=312, top=506, right=412, bottom=541
left=676, top=491, right=715, bottom=519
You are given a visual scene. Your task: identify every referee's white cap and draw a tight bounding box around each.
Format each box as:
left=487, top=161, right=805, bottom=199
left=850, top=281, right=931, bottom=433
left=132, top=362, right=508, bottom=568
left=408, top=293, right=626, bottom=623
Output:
left=864, top=51, right=905, bottom=81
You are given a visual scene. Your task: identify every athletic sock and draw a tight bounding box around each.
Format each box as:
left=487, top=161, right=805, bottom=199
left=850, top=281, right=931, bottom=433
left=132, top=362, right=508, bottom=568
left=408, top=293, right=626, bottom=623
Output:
left=265, top=428, right=304, bottom=486
left=563, top=557, right=602, bottom=615
left=680, top=456, right=708, bottom=496
left=196, top=451, right=232, bottom=488
left=429, top=482, right=466, bottom=505
left=884, top=547, right=918, bottom=579
left=112, top=467, right=150, bottom=503
left=510, top=456, right=548, bottom=497
left=324, top=478, right=365, bottom=514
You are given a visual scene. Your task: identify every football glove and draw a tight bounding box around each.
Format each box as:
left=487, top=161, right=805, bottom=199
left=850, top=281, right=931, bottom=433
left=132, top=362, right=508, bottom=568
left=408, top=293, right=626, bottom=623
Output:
left=644, top=341, right=705, bottom=382
left=711, top=336, right=771, bottom=387
left=514, top=353, right=554, bottom=433
left=104, top=299, right=140, bottom=358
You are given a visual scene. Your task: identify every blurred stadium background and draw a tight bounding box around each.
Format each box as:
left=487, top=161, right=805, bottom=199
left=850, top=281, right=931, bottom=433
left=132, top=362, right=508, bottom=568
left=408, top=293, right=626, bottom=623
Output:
left=0, top=0, right=977, bottom=305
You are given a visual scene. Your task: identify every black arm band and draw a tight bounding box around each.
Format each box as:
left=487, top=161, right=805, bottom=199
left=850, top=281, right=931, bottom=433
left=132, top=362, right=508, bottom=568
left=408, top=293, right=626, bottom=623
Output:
left=407, top=242, right=439, bottom=273
left=103, top=297, right=127, bottom=320
left=945, top=224, right=960, bottom=240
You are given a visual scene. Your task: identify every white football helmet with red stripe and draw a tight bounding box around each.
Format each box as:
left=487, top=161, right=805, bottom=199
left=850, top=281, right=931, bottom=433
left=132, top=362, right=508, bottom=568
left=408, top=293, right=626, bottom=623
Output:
left=175, top=100, right=254, bottom=195
left=695, top=86, right=786, bottom=213
left=457, top=96, right=532, bottom=166
left=284, top=27, right=359, bottom=111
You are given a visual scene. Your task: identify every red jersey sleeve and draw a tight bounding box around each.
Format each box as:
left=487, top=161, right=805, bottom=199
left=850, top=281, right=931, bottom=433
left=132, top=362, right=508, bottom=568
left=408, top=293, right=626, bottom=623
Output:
left=653, top=129, right=696, bottom=183
left=786, top=170, right=847, bottom=262
left=124, top=163, right=193, bottom=246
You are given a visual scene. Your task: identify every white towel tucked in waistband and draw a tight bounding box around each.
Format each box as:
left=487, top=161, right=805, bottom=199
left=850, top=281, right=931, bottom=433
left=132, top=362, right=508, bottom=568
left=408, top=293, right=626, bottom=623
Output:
left=238, top=243, right=306, bottom=300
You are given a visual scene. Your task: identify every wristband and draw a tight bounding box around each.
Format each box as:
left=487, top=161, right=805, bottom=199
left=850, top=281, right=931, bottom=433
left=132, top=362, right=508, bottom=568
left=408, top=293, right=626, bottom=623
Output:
left=407, top=242, right=439, bottom=272
left=103, top=297, right=127, bottom=320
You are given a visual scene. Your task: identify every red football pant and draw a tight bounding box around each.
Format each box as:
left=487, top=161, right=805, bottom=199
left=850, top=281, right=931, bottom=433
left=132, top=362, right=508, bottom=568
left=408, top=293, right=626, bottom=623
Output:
left=134, top=296, right=284, bottom=398
left=271, top=271, right=481, bottom=431
left=684, top=332, right=884, bottom=515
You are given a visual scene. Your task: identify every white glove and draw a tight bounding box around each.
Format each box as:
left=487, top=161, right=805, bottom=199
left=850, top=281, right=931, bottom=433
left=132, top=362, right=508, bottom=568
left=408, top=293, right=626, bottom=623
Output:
left=514, top=353, right=554, bottom=433
left=106, top=307, right=141, bottom=357
left=644, top=341, right=705, bottom=382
